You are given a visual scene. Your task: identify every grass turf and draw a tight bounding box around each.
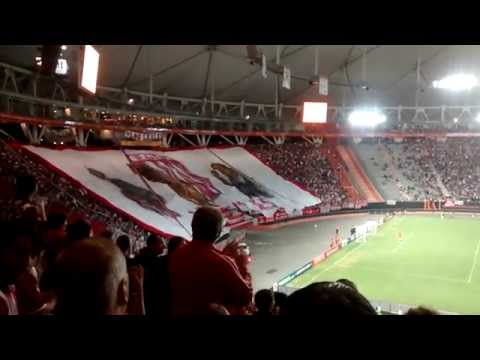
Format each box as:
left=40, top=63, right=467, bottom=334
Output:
left=287, top=214, right=480, bottom=314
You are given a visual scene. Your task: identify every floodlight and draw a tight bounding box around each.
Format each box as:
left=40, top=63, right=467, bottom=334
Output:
left=348, top=109, right=386, bottom=128
left=303, top=102, right=328, bottom=123
left=432, top=74, right=478, bottom=91
left=80, top=45, right=100, bottom=94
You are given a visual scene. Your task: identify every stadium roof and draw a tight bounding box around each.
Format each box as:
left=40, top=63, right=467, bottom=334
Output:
left=1, top=45, right=480, bottom=108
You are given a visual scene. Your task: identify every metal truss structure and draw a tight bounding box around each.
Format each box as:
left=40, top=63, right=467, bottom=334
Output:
left=1, top=61, right=480, bottom=147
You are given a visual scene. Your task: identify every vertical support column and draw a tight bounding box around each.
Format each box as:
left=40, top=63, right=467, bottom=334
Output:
left=73, top=128, right=88, bottom=147
left=148, top=46, right=154, bottom=105
left=201, top=98, right=208, bottom=115
left=159, top=133, right=172, bottom=148
left=2, top=69, right=19, bottom=92
left=274, top=77, right=279, bottom=119
left=273, top=136, right=285, bottom=145
left=312, top=137, right=323, bottom=144
left=149, top=75, right=153, bottom=105
left=31, top=126, right=38, bottom=144
left=234, top=136, right=248, bottom=145
left=20, top=123, right=34, bottom=143
left=27, top=126, right=45, bottom=145
left=415, top=56, right=421, bottom=107
left=210, top=51, right=216, bottom=114
left=37, top=126, right=46, bottom=143
left=180, top=99, right=188, bottom=111
left=275, top=45, right=281, bottom=119
left=196, top=134, right=211, bottom=146
left=256, top=104, right=266, bottom=118
left=32, top=77, right=38, bottom=97
left=162, top=92, right=168, bottom=109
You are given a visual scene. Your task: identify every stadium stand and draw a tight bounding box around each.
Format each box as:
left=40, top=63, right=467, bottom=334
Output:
left=248, top=143, right=353, bottom=209
left=9, top=44, right=480, bottom=317
left=0, top=139, right=151, bottom=251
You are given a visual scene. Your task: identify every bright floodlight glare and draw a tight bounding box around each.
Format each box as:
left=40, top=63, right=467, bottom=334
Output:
left=348, top=109, right=386, bottom=128
left=80, top=45, right=100, bottom=94
left=453, top=117, right=459, bottom=123
left=432, top=74, right=478, bottom=91
left=476, top=113, right=480, bottom=122
left=61, top=45, right=68, bottom=51
left=303, top=102, right=328, bottom=123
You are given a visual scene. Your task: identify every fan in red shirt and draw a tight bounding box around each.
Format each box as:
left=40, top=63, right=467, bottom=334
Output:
left=0, top=220, right=33, bottom=315
left=169, top=207, right=253, bottom=316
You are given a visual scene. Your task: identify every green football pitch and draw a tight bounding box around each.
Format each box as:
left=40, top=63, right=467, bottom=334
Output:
left=287, top=214, right=480, bottom=314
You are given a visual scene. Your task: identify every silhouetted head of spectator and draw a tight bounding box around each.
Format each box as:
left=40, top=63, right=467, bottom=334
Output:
left=283, top=282, right=376, bottom=316
left=66, top=219, right=92, bottom=244
left=15, top=175, right=37, bottom=202
left=55, top=238, right=129, bottom=315
left=274, top=291, right=288, bottom=315
left=206, top=303, right=230, bottom=316
left=100, top=230, right=113, bottom=241
left=254, top=289, right=275, bottom=316
left=21, top=206, right=39, bottom=222
left=406, top=306, right=439, bottom=315
left=336, top=278, right=358, bottom=292
left=47, top=212, right=67, bottom=231
left=116, top=235, right=130, bottom=256
left=168, top=236, right=187, bottom=254
left=146, top=234, right=165, bottom=256
left=0, top=221, right=32, bottom=288
left=191, top=207, right=223, bottom=243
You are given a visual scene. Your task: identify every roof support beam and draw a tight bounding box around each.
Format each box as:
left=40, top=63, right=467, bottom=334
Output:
left=383, top=46, right=449, bottom=93
left=202, top=50, right=213, bottom=99
left=128, top=49, right=207, bottom=88
left=121, top=45, right=144, bottom=88
left=215, top=46, right=311, bottom=98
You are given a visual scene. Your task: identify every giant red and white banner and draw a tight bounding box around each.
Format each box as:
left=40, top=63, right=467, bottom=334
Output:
left=25, top=146, right=320, bottom=238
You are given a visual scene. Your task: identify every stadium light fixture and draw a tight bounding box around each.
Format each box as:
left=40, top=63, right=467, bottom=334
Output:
left=453, top=117, right=459, bottom=123
left=302, top=101, right=328, bottom=123
left=80, top=45, right=100, bottom=94
left=432, top=74, right=478, bottom=92
left=348, top=109, right=386, bottom=128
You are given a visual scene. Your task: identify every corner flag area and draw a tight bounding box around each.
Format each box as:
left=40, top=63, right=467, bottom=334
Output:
left=287, top=215, right=480, bottom=314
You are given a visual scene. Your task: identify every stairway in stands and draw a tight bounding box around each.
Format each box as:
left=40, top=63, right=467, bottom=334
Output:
left=325, top=148, right=364, bottom=205
left=336, top=144, right=384, bottom=203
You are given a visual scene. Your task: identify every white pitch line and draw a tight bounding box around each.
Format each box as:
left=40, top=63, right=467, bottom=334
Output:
left=467, top=239, right=480, bottom=283
left=297, top=244, right=365, bottom=285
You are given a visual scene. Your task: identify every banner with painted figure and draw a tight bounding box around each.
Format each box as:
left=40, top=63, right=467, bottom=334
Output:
left=24, top=145, right=321, bottom=238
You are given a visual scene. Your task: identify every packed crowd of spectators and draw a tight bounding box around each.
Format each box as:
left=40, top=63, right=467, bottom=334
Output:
left=369, top=138, right=480, bottom=202
left=0, top=169, right=386, bottom=316
left=430, top=139, right=480, bottom=201
left=385, top=140, right=443, bottom=201
left=0, top=140, right=150, bottom=251
left=249, top=143, right=349, bottom=209
left=1, top=172, right=437, bottom=316
left=0, top=139, right=442, bottom=316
